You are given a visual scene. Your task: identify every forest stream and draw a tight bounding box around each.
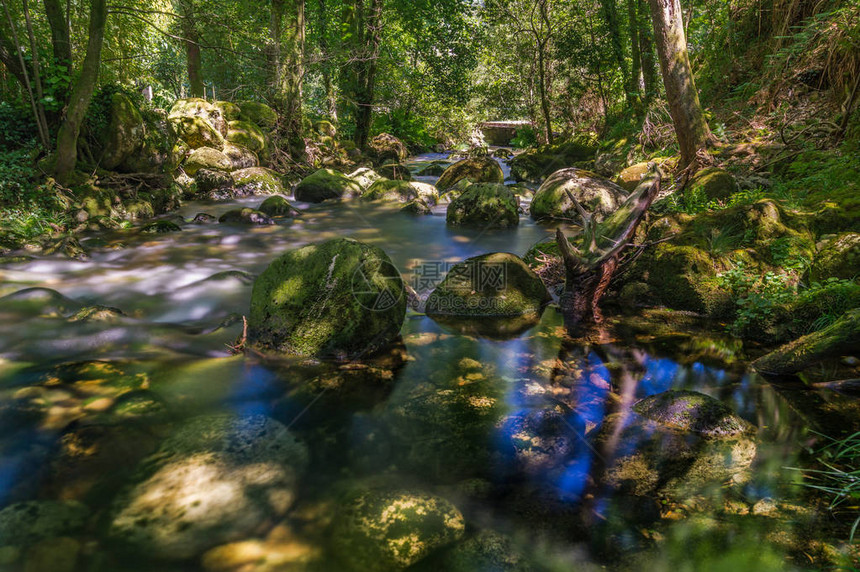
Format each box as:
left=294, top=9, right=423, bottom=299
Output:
left=0, top=152, right=855, bottom=571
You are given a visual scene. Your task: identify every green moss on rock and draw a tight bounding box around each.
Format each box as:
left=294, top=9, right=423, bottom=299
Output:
left=232, top=167, right=284, bottom=196
left=529, top=167, right=627, bottom=221
left=214, top=100, right=241, bottom=121
left=436, top=157, right=505, bottom=191
left=294, top=168, right=361, bottom=202
left=633, top=390, right=753, bottom=438
left=218, top=208, right=274, bottom=225
left=686, top=167, right=739, bottom=202
left=248, top=238, right=406, bottom=360
left=100, top=93, right=145, bottom=170
left=226, top=120, right=266, bottom=153
left=425, top=252, right=550, bottom=317
left=807, top=233, right=860, bottom=283
left=361, top=180, right=438, bottom=204
left=222, top=142, right=259, bottom=170
left=332, top=488, right=465, bottom=572
left=446, top=183, right=519, bottom=228
left=368, top=133, right=408, bottom=163
left=237, top=101, right=278, bottom=129
left=258, top=195, right=300, bottom=217
left=183, top=147, right=233, bottom=176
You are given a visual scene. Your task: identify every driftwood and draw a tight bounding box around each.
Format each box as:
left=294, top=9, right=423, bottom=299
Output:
left=555, top=164, right=663, bottom=329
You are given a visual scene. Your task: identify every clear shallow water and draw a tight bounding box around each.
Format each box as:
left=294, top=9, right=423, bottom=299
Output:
left=0, top=158, right=852, bottom=571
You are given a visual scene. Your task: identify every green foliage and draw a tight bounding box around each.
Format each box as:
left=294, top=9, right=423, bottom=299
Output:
left=793, top=278, right=860, bottom=333
left=371, top=109, right=436, bottom=150
left=797, top=431, right=860, bottom=543
left=717, top=261, right=794, bottom=337
left=0, top=103, right=37, bottom=149
left=660, top=187, right=767, bottom=216
left=510, top=125, right=537, bottom=148
left=0, top=148, right=71, bottom=241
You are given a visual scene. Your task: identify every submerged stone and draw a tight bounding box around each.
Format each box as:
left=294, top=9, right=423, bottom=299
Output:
left=633, top=390, right=752, bottom=438
left=68, top=305, right=126, bottom=322
left=258, top=195, right=301, bottom=217
left=446, top=183, right=519, bottom=228
left=442, top=530, right=532, bottom=572
left=362, top=180, right=438, bottom=204
left=248, top=238, right=406, bottom=360
left=192, top=213, right=218, bottom=224
left=436, top=157, right=505, bottom=191
left=332, top=487, right=465, bottom=571
left=426, top=252, right=550, bottom=317
left=401, top=199, right=434, bottom=215
left=218, top=208, right=275, bottom=225
left=109, top=414, right=308, bottom=560
left=141, top=220, right=182, bottom=233
left=0, top=500, right=88, bottom=546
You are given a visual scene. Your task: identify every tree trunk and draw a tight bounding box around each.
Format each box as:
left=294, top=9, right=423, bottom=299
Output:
left=42, top=0, right=71, bottom=66
left=0, top=28, right=26, bottom=86
left=536, top=41, right=553, bottom=145
left=556, top=166, right=662, bottom=330
left=626, top=0, right=642, bottom=106
left=317, top=0, right=338, bottom=123
left=647, top=0, right=711, bottom=170
left=176, top=0, right=204, bottom=98
left=352, top=0, right=381, bottom=150
left=638, top=0, right=657, bottom=101
left=270, top=0, right=306, bottom=159
left=599, top=0, right=631, bottom=106
left=51, top=0, right=107, bottom=184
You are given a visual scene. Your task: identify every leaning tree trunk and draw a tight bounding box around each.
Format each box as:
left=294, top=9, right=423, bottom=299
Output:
left=51, top=0, right=107, bottom=184
left=556, top=165, right=662, bottom=329
left=647, top=0, right=711, bottom=170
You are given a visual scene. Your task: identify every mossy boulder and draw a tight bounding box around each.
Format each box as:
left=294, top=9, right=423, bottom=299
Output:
left=634, top=390, right=753, bottom=438
left=221, top=142, right=258, bottom=170
left=509, top=140, right=597, bottom=183
left=417, top=162, right=448, bottom=177
left=294, top=168, right=361, bottom=202
left=446, top=183, right=519, bottom=228
left=226, top=120, right=267, bottom=153
left=377, top=163, right=413, bottom=181
left=232, top=167, right=284, bottom=196
left=259, top=195, right=300, bottom=217
left=401, top=199, right=433, bottom=215
left=315, top=120, right=337, bottom=137
left=170, top=115, right=225, bottom=150
left=99, top=93, right=145, bottom=170
left=169, top=98, right=228, bottom=136
left=248, top=238, right=406, bottom=360
left=436, top=157, right=505, bottom=191
left=183, top=147, right=233, bottom=176
left=368, top=133, right=409, bottom=163
left=237, top=101, right=278, bottom=129
left=348, top=167, right=384, bottom=191
left=530, top=167, right=627, bottom=221
left=753, top=309, right=860, bottom=375
left=141, top=220, right=182, bottom=233
left=362, top=180, right=438, bottom=204
left=634, top=244, right=731, bottom=315
left=807, top=233, right=860, bottom=283
left=426, top=252, right=550, bottom=317
left=214, top=100, right=241, bottom=121
left=615, top=158, right=677, bottom=191
left=194, top=168, right=234, bottom=194
left=218, top=208, right=275, bottom=225
left=686, top=167, right=740, bottom=202
left=331, top=487, right=465, bottom=572
left=109, top=414, right=307, bottom=560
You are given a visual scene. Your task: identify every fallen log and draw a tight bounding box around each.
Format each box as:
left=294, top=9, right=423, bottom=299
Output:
left=555, top=164, right=663, bottom=329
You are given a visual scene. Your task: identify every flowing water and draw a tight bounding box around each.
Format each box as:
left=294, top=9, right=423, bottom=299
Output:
left=0, top=153, right=854, bottom=571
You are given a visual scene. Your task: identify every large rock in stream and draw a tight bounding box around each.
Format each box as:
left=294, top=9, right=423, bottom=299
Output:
left=529, top=167, right=627, bottom=221
left=361, top=179, right=438, bottom=204
left=109, top=414, right=308, bottom=560
left=248, top=238, right=406, bottom=360
left=294, top=168, right=362, bottom=202
left=99, top=92, right=145, bottom=170
left=426, top=252, right=550, bottom=317
left=446, top=183, right=519, bottom=228
left=436, top=157, right=505, bottom=191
